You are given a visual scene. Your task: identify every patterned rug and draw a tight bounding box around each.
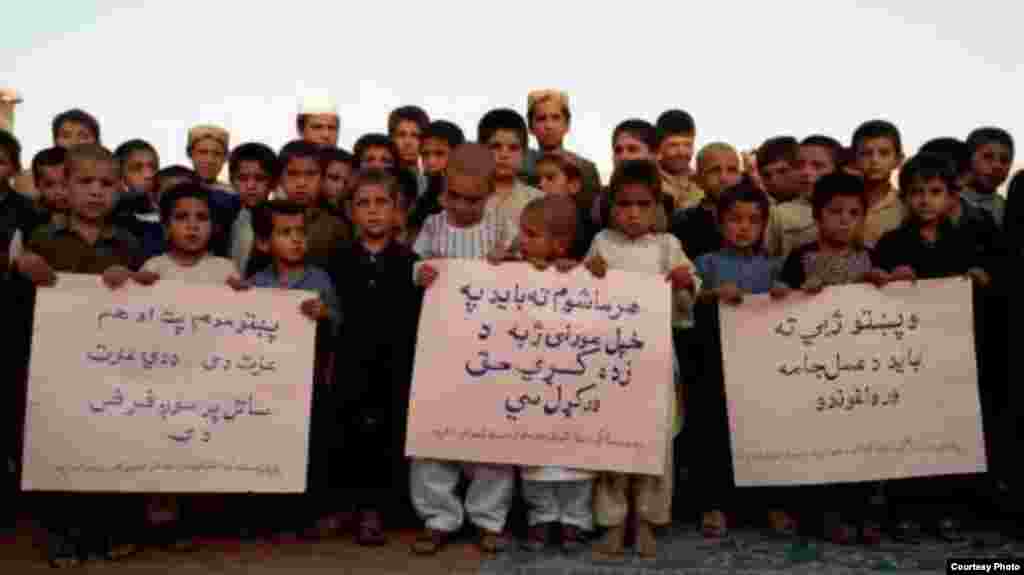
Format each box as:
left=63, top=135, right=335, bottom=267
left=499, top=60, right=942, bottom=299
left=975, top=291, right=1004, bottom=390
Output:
left=480, top=525, right=1024, bottom=574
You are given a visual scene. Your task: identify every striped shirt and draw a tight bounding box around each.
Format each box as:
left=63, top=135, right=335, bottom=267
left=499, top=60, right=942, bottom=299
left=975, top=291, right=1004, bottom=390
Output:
left=413, top=209, right=513, bottom=261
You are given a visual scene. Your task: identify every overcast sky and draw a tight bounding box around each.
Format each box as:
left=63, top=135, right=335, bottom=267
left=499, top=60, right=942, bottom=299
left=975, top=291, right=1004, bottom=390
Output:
left=5, top=0, right=1022, bottom=183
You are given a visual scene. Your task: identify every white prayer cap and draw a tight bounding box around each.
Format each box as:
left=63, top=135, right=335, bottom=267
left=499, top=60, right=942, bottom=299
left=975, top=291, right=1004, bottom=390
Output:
left=298, top=93, right=338, bottom=116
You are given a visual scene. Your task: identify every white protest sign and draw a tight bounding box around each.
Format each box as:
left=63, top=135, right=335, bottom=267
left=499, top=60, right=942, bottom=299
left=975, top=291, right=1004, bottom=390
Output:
left=720, top=278, right=987, bottom=486
left=22, top=274, right=316, bottom=493
left=406, top=261, right=674, bottom=476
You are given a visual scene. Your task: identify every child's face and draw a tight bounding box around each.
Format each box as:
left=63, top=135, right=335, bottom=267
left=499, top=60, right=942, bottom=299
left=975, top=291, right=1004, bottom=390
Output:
left=281, top=156, right=322, bottom=207
left=795, top=145, right=835, bottom=197
left=698, top=149, right=742, bottom=199
left=168, top=197, right=212, bottom=256
left=361, top=146, right=395, bottom=170
left=234, top=160, right=272, bottom=209
left=612, top=183, right=657, bottom=239
left=537, top=162, right=572, bottom=196
left=67, top=160, right=117, bottom=223
left=263, top=213, right=307, bottom=267
left=191, top=139, right=227, bottom=183
left=123, top=150, right=158, bottom=196
left=37, top=165, right=69, bottom=211
left=519, top=217, right=562, bottom=261
left=657, top=135, right=695, bottom=175
left=817, top=195, right=865, bottom=247
left=906, top=176, right=955, bottom=225
left=421, top=138, right=450, bottom=175
left=759, top=160, right=797, bottom=201
left=301, top=114, right=339, bottom=148
left=612, top=133, right=653, bottom=167
left=530, top=100, right=569, bottom=150
left=721, top=201, right=765, bottom=250
left=393, top=120, right=423, bottom=168
left=351, top=184, right=396, bottom=239
left=970, top=142, right=1012, bottom=191
left=445, top=170, right=490, bottom=227
left=55, top=121, right=97, bottom=149
left=855, top=137, right=901, bottom=184
left=322, top=160, right=351, bottom=207
left=487, top=129, right=524, bottom=181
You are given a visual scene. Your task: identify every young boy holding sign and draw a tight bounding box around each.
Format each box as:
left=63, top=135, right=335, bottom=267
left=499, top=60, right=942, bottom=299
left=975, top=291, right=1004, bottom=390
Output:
left=584, top=159, right=699, bottom=558
left=488, top=195, right=595, bottom=552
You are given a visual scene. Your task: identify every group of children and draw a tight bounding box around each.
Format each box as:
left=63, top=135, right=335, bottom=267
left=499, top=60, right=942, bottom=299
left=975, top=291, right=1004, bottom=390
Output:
left=0, top=89, right=1021, bottom=567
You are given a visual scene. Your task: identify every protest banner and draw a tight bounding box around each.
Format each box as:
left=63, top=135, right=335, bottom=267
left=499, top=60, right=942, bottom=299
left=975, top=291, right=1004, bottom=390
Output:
left=719, top=278, right=987, bottom=486
left=406, top=261, right=674, bottom=476
left=21, top=274, right=316, bottom=493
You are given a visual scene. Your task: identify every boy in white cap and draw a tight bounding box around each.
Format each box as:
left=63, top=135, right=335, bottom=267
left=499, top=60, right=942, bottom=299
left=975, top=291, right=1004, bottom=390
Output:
left=298, top=94, right=340, bottom=148
left=0, top=88, right=20, bottom=132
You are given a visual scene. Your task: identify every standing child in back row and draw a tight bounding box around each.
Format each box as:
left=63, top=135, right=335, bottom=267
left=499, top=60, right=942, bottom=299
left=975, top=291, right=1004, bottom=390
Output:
left=585, top=159, right=700, bottom=558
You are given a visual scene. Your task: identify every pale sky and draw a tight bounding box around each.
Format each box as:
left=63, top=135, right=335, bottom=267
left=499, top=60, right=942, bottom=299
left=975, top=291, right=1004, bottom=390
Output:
left=4, top=0, right=1022, bottom=184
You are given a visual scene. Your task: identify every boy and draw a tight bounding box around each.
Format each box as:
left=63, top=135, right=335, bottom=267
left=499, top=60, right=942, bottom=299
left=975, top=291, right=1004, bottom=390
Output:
left=534, top=151, right=598, bottom=259
left=297, top=94, right=340, bottom=149
left=111, top=140, right=164, bottom=260
left=246, top=199, right=340, bottom=541
left=354, top=133, right=398, bottom=170
left=477, top=108, right=543, bottom=227
left=115, top=140, right=159, bottom=201
left=763, top=135, right=842, bottom=258
left=321, top=147, right=355, bottom=214
left=187, top=124, right=230, bottom=190
left=655, top=109, right=704, bottom=212
left=851, top=120, right=905, bottom=247
left=919, top=137, right=999, bottom=233
left=592, top=119, right=674, bottom=229
left=963, top=127, right=1014, bottom=229
left=387, top=105, right=430, bottom=189
left=330, top=169, right=422, bottom=546
left=228, top=143, right=280, bottom=275
left=248, top=141, right=350, bottom=276
left=53, top=109, right=101, bottom=148
left=756, top=136, right=800, bottom=204
left=30, top=147, right=69, bottom=229
left=21, top=144, right=144, bottom=566
left=522, top=90, right=602, bottom=215
left=584, top=159, right=699, bottom=558
left=410, top=144, right=516, bottom=555
left=670, top=143, right=743, bottom=260
left=410, top=120, right=465, bottom=231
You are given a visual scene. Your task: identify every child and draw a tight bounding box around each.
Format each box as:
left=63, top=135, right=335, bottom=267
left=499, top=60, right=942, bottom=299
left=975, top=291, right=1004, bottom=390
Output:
left=330, top=169, right=422, bottom=546
left=691, top=181, right=785, bottom=539
left=21, top=144, right=144, bottom=567
left=247, top=141, right=350, bottom=276
left=756, top=136, right=800, bottom=204
left=535, top=151, right=599, bottom=259
left=655, top=109, right=704, bottom=212
left=477, top=108, right=543, bottom=227
left=112, top=140, right=164, bottom=260
left=523, top=90, right=602, bottom=215
left=297, top=94, right=340, bottom=148
left=354, top=133, right=398, bottom=170
left=593, top=119, right=674, bottom=229
left=321, top=147, right=355, bottom=214
left=388, top=105, right=430, bottom=189
left=496, top=196, right=594, bottom=553
left=851, top=120, right=905, bottom=247
left=410, top=120, right=466, bottom=231
left=229, top=143, right=280, bottom=276
left=142, top=184, right=240, bottom=282
left=584, top=159, right=700, bottom=558
left=919, top=138, right=1000, bottom=233
left=31, top=147, right=69, bottom=227
left=187, top=124, right=230, bottom=189
left=779, top=171, right=888, bottom=545
left=873, top=153, right=994, bottom=542
left=670, top=143, right=743, bottom=260
left=246, top=200, right=340, bottom=541
left=763, top=135, right=842, bottom=259
left=963, top=127, right=1014, bottom=229
left=409, top=143, right=516, bottom=555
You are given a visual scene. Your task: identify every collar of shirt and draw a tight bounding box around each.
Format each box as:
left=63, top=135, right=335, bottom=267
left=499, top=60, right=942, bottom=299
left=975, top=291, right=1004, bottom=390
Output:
left=54, top=220, right=119, bottom=243
left=606, top=228, right=658, bottom=246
